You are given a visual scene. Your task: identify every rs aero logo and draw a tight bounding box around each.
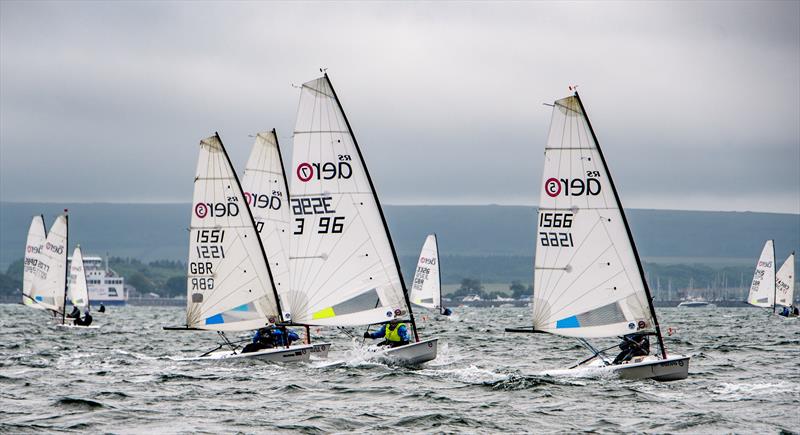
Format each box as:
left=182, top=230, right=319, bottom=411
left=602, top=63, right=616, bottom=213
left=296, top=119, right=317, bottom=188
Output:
left=296, top=161, right=352, bottom=182
left=545, top=171, right=602, bottom=198
left=45, top=242, right=64, bottom=254
left=195, top=201, right=240, bottom=218
left=26, top=245, right=42, bottom=254
left=419, top=257, right=437, bottom=266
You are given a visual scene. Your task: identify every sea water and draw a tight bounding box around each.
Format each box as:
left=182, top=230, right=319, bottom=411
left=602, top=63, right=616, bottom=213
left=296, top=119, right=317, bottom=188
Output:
left=1, top=305, right=798, bottom=433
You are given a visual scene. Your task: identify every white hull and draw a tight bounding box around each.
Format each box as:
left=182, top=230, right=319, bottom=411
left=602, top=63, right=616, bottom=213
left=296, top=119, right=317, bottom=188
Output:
left=311, top=342, right=332, bottom=358
left=371, top=338, right=438, bottom=365
left=198, top=344, right=313, bottom=362
left=56, top=323, right=100, bottom=329
left=548, top=354, right=690, bottom=382
left=677, top=301, right=714, bottom=308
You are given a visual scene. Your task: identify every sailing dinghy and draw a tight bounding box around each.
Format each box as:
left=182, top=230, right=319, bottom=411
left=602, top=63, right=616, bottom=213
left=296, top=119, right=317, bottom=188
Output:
left=409, top=234, right=452, bottom=317
left=775, top=252, right=797, bottom=317
left=22, top=215, right=47, bottom=309
left=241, top=129, right=331, bottom=357
left=288, top=73, right=437, bottom=365
left=749, top=241, right=797, bottom=317
left=164, top=133, right=312, bottom=362
left=506, top=92, right=689, bottom=381
left=59, top=244, right=99, bottom=328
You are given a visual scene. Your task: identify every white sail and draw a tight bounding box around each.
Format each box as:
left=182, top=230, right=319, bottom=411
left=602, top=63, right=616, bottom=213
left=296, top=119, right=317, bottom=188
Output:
left=531, top=95, right=655, bottom=338
left=410, top=234, right=441, bottom=311
left=288, top=75, right=407, bottom=326
left=775, top=252, right=794, bottom=307
left=68, top=245, right=90, bottom=311
left=241, top=130, right=294, bottom=321
left=30, top=214, right=68, bottom=314
left=186, top=134, right=281, bottom=331
left=747, top=240, right=775, bottom=308
left=22, top=215, right=47, bottom=308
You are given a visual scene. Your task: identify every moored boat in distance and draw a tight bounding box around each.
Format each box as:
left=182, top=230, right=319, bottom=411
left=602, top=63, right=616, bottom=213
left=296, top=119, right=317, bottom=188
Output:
left=506, top=91, right=689, bottom=381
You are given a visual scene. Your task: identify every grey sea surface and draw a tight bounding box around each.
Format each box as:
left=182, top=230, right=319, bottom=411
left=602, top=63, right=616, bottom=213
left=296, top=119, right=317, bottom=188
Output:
left=0, top=305, right=798, bottom=434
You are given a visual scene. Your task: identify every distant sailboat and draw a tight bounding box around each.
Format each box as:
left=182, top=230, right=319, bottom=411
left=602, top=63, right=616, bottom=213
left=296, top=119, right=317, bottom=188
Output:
left=409, top=234, right=451, bottom=316
left=747, top=240, right=776, bottom=309
left=29, top=214, right=68, bottom=322
left=288, top=73, right=437, bottom=365
left=506, top=92, right=689, bottom=381
left=60, top=244, right=99, bottom=328
left=775, top=252, right=796, bottom=317
left=22, top=215, right=47, bottom=309
left=241, top=129, right=331, bottom=356
left=164, top=133, right=312, bottom=362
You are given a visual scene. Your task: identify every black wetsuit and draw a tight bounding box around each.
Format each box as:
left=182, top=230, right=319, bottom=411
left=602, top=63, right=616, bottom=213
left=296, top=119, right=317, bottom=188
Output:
left=67, top=306, right=80, bottom=319
left=75, top=313, right=93, bottom=326
left=613, top=334, right=650, bottom=364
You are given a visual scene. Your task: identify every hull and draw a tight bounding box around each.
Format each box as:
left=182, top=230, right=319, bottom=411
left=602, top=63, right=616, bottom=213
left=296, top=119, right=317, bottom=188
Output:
left=677, top=301, right=713, bottom=308
left=378, top=338, right=438, bottom=365
left=56, top=323, right=100, bottom=329
left=199, top=344, right=313, bottom=362
left=563, top=355, right=690, bottom=382
left=311, top=342, right=332, bottom=358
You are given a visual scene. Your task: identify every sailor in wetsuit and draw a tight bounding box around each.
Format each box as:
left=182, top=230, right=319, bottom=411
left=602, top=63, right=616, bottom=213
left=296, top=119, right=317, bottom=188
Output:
left=74, top=309, right=93, bottom=326
left=363, top=318, right=411, bottom=348
left=242, top=326, right=300, bottom=353
left=66, top=305, right=81, bottom=322
left=612, top=333, right=650, bottom=365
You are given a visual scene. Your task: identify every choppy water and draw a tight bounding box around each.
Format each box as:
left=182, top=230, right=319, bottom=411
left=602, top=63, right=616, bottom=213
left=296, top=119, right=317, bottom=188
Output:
left=0, top=305, right=798, bottom=434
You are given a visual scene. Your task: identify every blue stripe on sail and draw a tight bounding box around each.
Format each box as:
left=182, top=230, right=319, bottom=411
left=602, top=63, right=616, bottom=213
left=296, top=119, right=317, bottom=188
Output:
left=556, top=316, right=580, bottom=328
left=232, top=304, right=250, bottom=312
left=205, top=314, right=224, bottom=325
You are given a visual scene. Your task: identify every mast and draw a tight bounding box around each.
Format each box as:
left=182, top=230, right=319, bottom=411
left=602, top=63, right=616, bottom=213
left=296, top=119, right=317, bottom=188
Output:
left=214, top=132, right=286, bottom=324
left=435, top=233, right=443, bottom=313
left=61, top=211, right=69, bottom=325
left=323, top=73, right=419, bottom=342
left=573, top=92, right=667, bottom=359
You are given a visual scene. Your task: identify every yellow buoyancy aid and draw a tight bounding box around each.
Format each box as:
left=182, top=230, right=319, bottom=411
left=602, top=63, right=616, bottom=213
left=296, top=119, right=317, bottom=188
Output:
left=385, top=323, right=406, bottom=342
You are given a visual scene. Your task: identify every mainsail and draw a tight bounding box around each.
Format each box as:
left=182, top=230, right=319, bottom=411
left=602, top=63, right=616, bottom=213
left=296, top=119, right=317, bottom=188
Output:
left=410, top=234, right=441, bottom=311
left=22, top=215, right=47, bottom=308
left=288, top=74, right=413, bottom=328
left=186, top=134, right=282, bottom=331
left=241, top=130, right=294, bottom=321
left=747, top=240, right=775, bottom=308
left=68, top=245, right=90, bottom=311
left=775, top=252, right=794, bottom=308
left=531, top=94, right=660, bottom=344
left=31, top=214, right=68, bottom=315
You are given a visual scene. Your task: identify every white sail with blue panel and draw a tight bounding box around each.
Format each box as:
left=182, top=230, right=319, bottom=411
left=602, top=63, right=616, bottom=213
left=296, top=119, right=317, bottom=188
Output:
left=531, top=95, right=654, bottom=339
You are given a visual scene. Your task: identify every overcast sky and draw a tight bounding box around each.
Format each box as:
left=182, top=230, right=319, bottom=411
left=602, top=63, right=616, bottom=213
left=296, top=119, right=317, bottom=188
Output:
left=1, top=1, right=798, bottom=213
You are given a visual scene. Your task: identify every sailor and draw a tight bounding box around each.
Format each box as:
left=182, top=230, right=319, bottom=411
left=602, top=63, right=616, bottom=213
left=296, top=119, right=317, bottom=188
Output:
left=441, top=307, right=453, bottom=316
left=272, top=327, right=300, bottom=347
left=794, top=306, right=799, bottom=316
left=242, top=326, right=276, bottom=353
left=612, top=333, right=649, bottom=365
left=75, top=309, right=93, bottom=327
left=98, top=304, right=106, bottom=313
left=779, top=306, right=790, bottom=317
left=363, top=318, right=410, bottom=348
left=67, top=305, right=81, bottom=320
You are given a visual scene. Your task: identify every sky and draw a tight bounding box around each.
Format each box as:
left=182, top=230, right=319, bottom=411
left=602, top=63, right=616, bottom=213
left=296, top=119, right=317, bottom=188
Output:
left=1, top=1, right=799, bottom=213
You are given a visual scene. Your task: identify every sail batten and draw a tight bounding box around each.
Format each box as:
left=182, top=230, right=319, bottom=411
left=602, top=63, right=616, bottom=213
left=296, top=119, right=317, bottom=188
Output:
left=531, top=94, right=657, bottom=340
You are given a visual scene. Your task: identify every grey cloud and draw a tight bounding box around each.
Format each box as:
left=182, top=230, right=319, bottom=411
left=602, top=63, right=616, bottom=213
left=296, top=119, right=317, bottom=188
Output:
left=1, top=1, right=798, bottom=212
